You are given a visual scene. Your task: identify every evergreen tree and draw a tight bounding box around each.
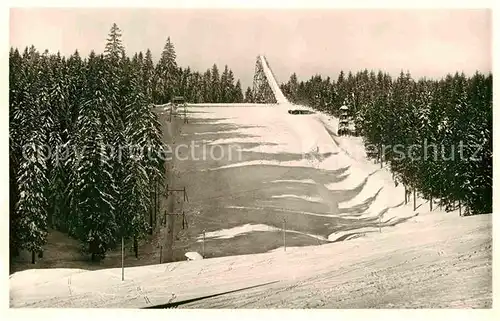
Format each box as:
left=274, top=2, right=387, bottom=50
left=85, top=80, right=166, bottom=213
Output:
left=143, top=49, right=155, bottom=102
left=155, top=37, right=178, bottom=103
left=211, top=64, right=220, bottom=103
left=244, top=86, right=253, bottom=103
left=72, top=52, right=118, bottom=260
left=234, top=80, right=244, bottom=103
left=12, top=46, right=49, bottom=259
left=104, top=23, right=125, bottom=63
left=203, top=69, right=212, bottom=103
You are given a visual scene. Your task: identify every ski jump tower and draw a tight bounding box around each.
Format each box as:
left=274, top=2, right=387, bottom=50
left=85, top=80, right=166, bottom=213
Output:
left=252, top=55, right=289, bottom=104
left=338, top=103, right=350, bottom=136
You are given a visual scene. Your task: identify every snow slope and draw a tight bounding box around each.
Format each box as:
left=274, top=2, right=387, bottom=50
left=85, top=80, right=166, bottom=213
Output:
left=187, top=103, right=417, bottom=241
left=10, top=212, right=491, bottom=308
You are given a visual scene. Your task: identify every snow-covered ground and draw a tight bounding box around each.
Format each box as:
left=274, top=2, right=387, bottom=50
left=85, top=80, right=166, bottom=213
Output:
left=10, top=211, right=491, bottom=308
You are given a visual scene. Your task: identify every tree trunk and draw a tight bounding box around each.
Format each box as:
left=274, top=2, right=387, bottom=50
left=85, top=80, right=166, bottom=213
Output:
left=413, top=189, right=416, bottom=211
left=379, top=144, right=383, bottom=169
left=404, top=186, right=408, bottom=204
left=152, top=186, right=156, bottom=232
left=156, top=179, right=160, bottom=228
left=31, top=251, right=35, bottom=264
left=149, top=193, right=153, bottom=235
left=133, top=236, right=138, bottom=258
left=430, top=195, right=433, bottom=211
left=459, top=200, right=462, bottom=216
left=11, top=247, right=19, bottom=258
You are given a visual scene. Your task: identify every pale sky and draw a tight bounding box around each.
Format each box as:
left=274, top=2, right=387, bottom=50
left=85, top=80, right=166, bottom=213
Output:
left=10, top=8, right=491, bottom=89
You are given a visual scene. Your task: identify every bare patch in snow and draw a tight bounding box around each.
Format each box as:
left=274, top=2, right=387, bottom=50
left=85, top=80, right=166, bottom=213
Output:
left=192, top=130, right=240, bottom=135
left=268, top=179, right=317, bottom=184
left=197, top=224, right=279, bottom=241
left=271, top=194, right=323, bottom=203
left=197, top=223, right=327, bottom=243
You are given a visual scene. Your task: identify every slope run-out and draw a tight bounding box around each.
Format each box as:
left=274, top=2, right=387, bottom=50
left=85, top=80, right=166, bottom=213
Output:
left=9, top=211, right=491, bottom=308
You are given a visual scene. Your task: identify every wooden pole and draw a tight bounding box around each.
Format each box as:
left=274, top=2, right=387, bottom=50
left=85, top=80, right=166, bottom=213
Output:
left=165, top=199, right=175, bottom=262
left=284, top=219, right=287, bottom=251
left=202, top=230, right=206, bottom=258
left=121, top=237, right=124, bottom=281
left=165, top=126, right=175, bottom=263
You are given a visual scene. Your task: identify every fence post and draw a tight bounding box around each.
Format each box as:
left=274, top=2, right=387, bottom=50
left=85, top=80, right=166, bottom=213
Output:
left=283, top=219, right=286, bottom=252
left=202, top=230, right=206, bottom=258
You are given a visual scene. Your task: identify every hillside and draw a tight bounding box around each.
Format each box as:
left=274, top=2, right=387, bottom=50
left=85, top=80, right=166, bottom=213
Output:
left=10, top=104, right=492, bottom=308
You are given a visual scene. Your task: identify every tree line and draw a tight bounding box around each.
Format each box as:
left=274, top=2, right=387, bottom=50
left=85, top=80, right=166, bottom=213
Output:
left=151, top=36, right=244, bottom=104
left=280, top=69, right=492, bottom=215
left=9, top=23, right=245, bottom=263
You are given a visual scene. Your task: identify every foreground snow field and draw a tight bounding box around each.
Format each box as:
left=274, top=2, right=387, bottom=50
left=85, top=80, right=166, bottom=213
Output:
left=10, top=210, right=491, bottom=308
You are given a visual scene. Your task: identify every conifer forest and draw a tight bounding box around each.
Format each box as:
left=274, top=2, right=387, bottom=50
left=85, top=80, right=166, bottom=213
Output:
left=281, top=70, right=492, bottom=216
left=9, top=24, right=245, bottom=262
